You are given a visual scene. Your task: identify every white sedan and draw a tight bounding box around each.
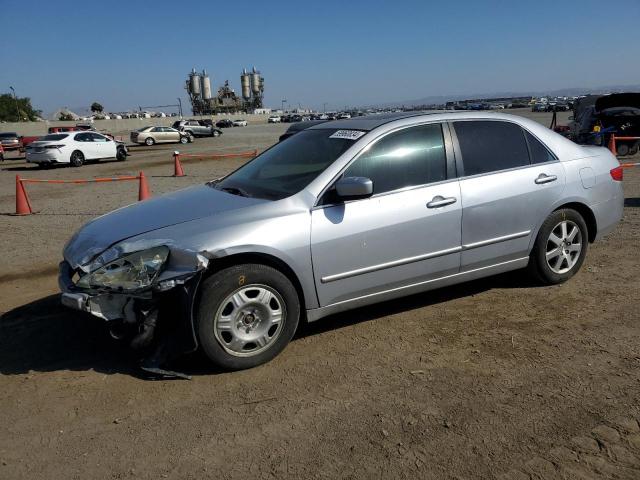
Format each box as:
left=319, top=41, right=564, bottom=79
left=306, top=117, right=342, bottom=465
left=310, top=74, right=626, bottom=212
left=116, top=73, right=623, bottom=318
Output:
left=267, top=115, right=281, bottom=123
left=26, top=131, right=128, bottom=167
left=233, top=119, right=248, bottom=127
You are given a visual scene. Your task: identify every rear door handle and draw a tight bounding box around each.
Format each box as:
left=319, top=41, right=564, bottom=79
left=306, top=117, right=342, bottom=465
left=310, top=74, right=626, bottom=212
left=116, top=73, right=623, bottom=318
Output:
left=427, top=196, right=457, bottom=208
left=535, top=173, right=558, bottom=184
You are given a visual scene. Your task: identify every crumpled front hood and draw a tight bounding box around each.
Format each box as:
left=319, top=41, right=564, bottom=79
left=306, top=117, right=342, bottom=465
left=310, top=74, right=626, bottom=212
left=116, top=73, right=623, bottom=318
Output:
left=64, top=184, right=265, bottom=268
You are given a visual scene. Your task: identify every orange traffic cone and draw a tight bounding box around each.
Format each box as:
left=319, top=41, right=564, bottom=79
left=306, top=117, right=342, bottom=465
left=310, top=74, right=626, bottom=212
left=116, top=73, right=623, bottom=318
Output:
left=138, top=171, right=151, bottom=201
left=608, top=135, right=617, bottom=155
left=15, top=175, right=33, bottom=215
left=173, top=151, right=185, bottom=177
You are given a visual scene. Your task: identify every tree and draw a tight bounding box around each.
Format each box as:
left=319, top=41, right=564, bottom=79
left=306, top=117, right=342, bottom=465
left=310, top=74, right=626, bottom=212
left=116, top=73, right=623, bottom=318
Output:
left=59, top=112, right=75, bottom=121
left=0, top=93, right=41, bottom=122
left=91, top=102, right=104, bottom=113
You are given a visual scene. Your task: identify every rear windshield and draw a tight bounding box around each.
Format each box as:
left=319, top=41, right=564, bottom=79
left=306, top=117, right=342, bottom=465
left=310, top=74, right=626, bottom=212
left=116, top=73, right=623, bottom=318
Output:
left=0, top=132, right=18, bottom=138
left=41, top=134, right=69, bottom=141
left=214, top=128, right=358, bottom=200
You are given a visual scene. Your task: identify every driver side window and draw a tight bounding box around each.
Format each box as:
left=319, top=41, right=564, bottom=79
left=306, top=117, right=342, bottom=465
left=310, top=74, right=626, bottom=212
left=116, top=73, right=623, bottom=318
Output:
left=343, top=123, right=447, bottom=195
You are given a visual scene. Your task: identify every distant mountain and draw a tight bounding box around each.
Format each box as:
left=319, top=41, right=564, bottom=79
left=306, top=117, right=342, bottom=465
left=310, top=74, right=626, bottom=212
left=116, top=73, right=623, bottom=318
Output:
left=370, top=84, right=640, bottom=108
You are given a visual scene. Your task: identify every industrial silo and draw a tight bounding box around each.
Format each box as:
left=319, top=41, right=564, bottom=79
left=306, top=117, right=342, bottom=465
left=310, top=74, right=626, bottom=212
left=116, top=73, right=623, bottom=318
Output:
left=201, top=70, right=212, bottom=100
left=189, top=68, right=201, bottom=96
left=251, top=67, right=262, bottom=96
left=240, top=68, right=251, bottom=101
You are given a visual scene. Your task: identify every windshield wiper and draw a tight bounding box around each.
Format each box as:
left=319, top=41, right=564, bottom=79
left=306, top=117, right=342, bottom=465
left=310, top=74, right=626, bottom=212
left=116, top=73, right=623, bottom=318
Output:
left=219, top=186, right=252, bottom=198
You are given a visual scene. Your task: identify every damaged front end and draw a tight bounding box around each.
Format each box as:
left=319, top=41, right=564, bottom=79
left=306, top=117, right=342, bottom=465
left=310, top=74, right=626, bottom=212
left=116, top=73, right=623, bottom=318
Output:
left=59, top=239, right=210, bottom=378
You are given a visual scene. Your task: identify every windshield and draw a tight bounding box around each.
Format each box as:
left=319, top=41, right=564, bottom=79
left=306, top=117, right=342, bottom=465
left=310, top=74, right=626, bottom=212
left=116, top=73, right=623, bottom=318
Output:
left=41, top=134, right=69, bottom=141
left=215, top=128, right=358, bottom=200
left=0, top=132, right=18, bottom=138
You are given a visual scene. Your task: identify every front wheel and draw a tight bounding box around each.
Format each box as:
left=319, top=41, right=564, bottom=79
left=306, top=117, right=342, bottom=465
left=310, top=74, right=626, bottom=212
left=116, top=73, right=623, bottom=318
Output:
left=196, top=264, right=300, bottom=371
left=212, top=130, right=220, bottom=137
left=116, top=146, right=127, bottom=161
left=70, top=150, right=84, bottom=167
left=528, top=209, right=588, bottom=284
left=179, top=135, right=189, bottom=144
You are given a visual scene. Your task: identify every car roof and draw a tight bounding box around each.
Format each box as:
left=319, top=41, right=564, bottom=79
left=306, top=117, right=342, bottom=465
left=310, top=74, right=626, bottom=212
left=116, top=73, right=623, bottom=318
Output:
left=307, top=110, right=545, bottom=131
left=308, top=111, right=449, bottom=131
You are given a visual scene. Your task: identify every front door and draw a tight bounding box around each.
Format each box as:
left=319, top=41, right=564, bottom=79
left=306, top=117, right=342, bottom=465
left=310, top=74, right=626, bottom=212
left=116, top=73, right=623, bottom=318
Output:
left=311, top=123, right=462, bottom=307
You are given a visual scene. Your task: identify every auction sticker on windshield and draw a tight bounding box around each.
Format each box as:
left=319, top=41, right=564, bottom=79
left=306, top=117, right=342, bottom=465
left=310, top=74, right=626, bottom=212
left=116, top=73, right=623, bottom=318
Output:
left=329, top=130, right=366, bottom=140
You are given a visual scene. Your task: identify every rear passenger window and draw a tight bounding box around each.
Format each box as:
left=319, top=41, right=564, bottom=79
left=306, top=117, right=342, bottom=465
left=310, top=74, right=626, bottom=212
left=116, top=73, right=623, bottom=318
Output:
left=453, top=121, right=530, bottom=176
left=524, top=130, right=556, bottom=164
left=344, top=124, right=446, bottom=194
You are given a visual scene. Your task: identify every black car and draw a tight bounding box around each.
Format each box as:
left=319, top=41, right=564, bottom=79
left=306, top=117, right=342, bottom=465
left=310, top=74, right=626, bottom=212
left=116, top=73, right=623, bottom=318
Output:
left=215, top=119, right=234, bottom=128
left=278, top=120, right=329, bottom=142
left=571, top=93, right=640, bottom=155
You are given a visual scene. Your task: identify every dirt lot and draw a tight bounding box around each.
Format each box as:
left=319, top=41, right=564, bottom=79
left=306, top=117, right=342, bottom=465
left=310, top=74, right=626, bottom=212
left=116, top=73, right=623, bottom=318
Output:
left=1, top=111, right=639, bottom=479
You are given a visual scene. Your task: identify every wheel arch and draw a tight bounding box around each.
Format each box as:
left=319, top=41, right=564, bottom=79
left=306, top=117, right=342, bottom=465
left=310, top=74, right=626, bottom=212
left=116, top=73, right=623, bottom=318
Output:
left=552, top=202, right=597, bottom=243
left=202, top=252, right=309, bottom=314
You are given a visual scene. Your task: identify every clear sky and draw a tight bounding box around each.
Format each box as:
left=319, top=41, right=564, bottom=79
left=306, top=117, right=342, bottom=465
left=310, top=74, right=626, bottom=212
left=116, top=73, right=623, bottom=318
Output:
left=1, top=0, right=639, bottom=114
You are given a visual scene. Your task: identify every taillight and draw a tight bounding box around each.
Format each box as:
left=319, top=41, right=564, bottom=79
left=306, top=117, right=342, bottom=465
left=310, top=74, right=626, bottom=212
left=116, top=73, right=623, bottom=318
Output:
left=610, top=166, right=623, bottom=181
left=45, top=144, right=65, bottom=149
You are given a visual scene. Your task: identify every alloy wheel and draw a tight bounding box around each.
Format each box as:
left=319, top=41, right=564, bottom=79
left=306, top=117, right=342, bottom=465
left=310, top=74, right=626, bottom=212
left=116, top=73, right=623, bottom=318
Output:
left=545, top=220, right=582, bottom=274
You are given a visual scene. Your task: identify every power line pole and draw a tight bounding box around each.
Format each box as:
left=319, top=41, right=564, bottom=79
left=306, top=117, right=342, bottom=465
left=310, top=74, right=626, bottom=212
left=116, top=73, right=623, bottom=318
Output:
left=9, top=86, right=20, bottom=121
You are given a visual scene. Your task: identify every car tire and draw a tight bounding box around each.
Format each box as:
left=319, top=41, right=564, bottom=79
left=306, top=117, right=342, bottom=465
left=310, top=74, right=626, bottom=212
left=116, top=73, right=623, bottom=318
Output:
left=70, top=150, right=84, bottom=167
left=616, top=143, right=629, bottom=156
left=145, top=137, right=155, bottom=146
left=180, top=136, right=189, bottom=144
left=116, top=146, right=127, bottom=161
left=196, top=264, right=300, bottom=371
left=629, top=142, right=639, bottom=156
left=212, top=130, right=220, bottom=137
left=528, top=208, right=588, bottom=285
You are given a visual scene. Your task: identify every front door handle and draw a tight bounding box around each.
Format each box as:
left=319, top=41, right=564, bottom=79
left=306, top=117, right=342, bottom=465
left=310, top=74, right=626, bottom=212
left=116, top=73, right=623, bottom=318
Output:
left=535, top=173, right=558, bottom=184
left=427, top=196, right=457, bottom=208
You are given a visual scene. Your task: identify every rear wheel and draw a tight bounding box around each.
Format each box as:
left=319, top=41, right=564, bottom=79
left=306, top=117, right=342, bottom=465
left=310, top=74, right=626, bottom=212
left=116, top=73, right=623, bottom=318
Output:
left=617, top=143, right=630, bottom=156
left=212, top=130, right=220, bottom=137
left=528, top=209, right=588, bottom=284
left=145, top=137, right=155, bottom=146
left=70, top=150, right=84, bottom=167
left=116, top=146, right=127, bottom=161
left=196, top=264, right=300, bottom=371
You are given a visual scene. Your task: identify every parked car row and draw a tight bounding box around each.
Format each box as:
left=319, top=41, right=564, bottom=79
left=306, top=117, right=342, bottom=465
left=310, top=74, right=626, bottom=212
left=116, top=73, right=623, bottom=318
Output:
left=214, top=119, right=248, bottom=128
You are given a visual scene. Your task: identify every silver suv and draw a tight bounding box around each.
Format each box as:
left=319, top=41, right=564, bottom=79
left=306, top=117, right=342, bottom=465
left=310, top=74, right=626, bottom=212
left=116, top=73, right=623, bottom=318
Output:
left=172, top=120, right=222, bottom=138
left=60, top=112, right=624, bottom=374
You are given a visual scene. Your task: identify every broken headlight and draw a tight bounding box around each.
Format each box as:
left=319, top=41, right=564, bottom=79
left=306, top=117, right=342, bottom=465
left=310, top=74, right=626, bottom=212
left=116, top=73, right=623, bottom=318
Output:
left=76, top=246, right=169, bottom=292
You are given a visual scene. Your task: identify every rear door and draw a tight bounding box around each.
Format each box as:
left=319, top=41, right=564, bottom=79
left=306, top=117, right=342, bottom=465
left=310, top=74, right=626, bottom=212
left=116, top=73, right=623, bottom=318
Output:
left=311, top=123, right=462, bottom=307
left=451, top=120, right=566, bottom=271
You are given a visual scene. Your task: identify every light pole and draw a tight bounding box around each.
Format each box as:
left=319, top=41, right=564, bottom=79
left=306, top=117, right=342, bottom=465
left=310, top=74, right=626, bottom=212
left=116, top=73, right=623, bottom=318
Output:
left=281, top=99, right=287, bottom=113
left=9, top=86, right=20, bottom=121
left=177, top=97, right=183, bottom=118
left=323, top=102, right=328, bottom=113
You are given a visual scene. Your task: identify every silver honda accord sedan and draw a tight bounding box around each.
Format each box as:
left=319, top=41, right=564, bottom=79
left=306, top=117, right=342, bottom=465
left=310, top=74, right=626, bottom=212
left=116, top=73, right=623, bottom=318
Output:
left=59, top=112, right=624, bottom=374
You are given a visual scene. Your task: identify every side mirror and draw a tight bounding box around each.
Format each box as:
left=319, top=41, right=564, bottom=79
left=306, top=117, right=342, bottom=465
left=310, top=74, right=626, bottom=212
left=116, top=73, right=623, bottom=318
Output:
left=335, top=176, right=373, bottom=199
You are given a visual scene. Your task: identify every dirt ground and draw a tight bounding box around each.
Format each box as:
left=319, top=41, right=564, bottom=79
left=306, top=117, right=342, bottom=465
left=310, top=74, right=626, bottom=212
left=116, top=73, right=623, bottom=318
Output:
left=1, top=111, right=639, bottom=479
